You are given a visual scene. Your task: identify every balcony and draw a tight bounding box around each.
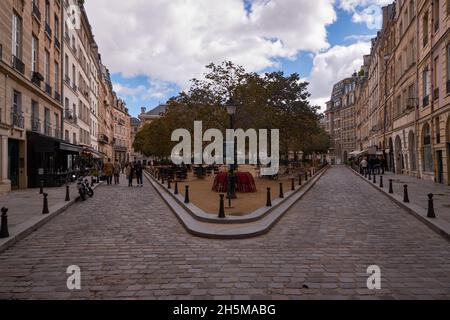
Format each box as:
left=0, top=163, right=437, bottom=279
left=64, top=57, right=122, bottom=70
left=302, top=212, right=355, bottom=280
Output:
left=64, top=75, right=70, bottom=85
left=54, top=91, right=61, bottom=102
left=31, top=71, right=44, bottom=87
left=434, top=88, right=439, bottom=101
left=44, top=122, right=52, bottom=136
left=45, top=23, right=52, bottom=38
left=45, top=83, right=52, bottom=96
left=72, top=84, right=77, bottom=92
left=99, top=134, right=109, bottom=144
left=54, top=37, right=61, bottom=50
left=12, top=111, right=24, bottom=129
left=65, top=109, right=73, bottom=119
left=32, top=3, right=41, bottom=22
left=12, top=55, right=25, bottom=75
left=423, top=95, right=430, bottom=107
left=54, top=128, right=61, bottom=139
left=64, top=33, right=70, bottom=45
left=31, top=117, right=41, bottom=133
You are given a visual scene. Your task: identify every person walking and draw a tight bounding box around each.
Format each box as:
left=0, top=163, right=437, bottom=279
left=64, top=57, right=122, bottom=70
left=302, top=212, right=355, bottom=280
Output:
left=360, top=158, right=368, bottom=175
left=135, top=161, right=144, bottom=187
left=113, top=161, right=121, bottom=185
left=126, top=163, right=134, bottom=187
left=104, top=158, right=114, bottom=185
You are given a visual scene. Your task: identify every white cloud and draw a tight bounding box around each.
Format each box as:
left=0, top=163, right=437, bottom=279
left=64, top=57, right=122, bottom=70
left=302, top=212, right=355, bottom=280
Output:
left=85, top=0, right=336, bottom=88
left=113, top=79, right=175, bottom=104
left=308, top=41, right=371, bottom=111
left=338, top=0, right=393, bottom=29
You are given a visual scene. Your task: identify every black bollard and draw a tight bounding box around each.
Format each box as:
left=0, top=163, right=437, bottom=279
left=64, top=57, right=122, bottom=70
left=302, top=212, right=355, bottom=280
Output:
left=379, top=176, right=384, bottom=188
left=0, top=207, right=9, bottom=238
left=309, top=170, right=312, bottom=178
left=291, top=178, right=295, bottom=191
left=42, top=193, right=49, bottom=214
left=305, top=172, right=308, bottom=182
left=403, top=185, right=410, bottom=203
left=279, top=183, right=284, bottom=199
left=373, top=174, right=376, bottom=184
left=65, top=185, right=70, bottom=202
left=184, top=186, right=190, bottom=204
left=168, top=179, right=171, bottom=189
left=299, top=175, right=302, bottom=186
left=368, top=171, right=371, bottom=180
left=218, top=194, right=225, bottom=218
left=91, top=176, right=94, bottom=187
left=39, top=180, right=44, bottom=194
left=427, top=193, right=436, bottom=218
left=174, top=181, right=179, bottom=195
left=266, top=187, right=272, bottom=207
left=389, top=179, right=393, bottom=194
left=161, top=176, right=165, bottom=184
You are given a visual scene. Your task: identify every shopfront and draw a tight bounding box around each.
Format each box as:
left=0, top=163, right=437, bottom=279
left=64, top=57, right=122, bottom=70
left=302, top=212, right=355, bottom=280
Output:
left=27, top=132, right=82, bottom=188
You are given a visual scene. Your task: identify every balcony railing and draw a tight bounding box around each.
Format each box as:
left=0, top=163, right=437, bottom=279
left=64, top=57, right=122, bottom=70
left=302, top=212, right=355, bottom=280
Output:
left=44, top=122, right=52, bottom=136
left=54, top=91, right=61, bottom=102
left=54, top=37, right=61, bottom=50
left=32, top=3, right=41, bottom=22
left=12, top=111, right=24, bottom=128
left=99, top=134, right=109, bottom=144
left=12, top=55, right=25, bottom=74
left=434, top=88, right=439, bottom=101
left=45, top=83, right=52, bottom=96
left=31, top=71, right=43, bottom=87
left=45, top=23, right=52, bottom=38
left=64, top=75, right=70, bottom=85
left=31, top=117, right=41, bottom=133
left=423, top=95, right=430, bottom=107
left=72, top=84, right=77, bottom=92
left=54, top=128, right=61, bottom=139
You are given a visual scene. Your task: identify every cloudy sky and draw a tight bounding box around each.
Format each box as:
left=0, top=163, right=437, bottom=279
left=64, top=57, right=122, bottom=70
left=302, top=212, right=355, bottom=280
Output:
left=85, top=0, right=393, bottom=116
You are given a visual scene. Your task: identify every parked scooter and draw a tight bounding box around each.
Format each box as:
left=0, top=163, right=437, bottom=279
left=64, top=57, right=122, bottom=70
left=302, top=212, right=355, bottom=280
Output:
left=75, top=176, right=94, bottom=201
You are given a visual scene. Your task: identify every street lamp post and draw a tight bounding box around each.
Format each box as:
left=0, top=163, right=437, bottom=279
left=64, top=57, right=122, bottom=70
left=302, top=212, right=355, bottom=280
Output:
left=225, top=98, right=237, bottom=200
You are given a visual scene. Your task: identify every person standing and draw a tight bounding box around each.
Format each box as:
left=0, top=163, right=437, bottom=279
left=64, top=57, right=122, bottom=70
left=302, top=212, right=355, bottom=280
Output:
left=360, top=158, right=368, bottom=175
left=126, top=163, right=134, bottom=187
left=135, top=161, right=143, bottom=187
left=104, top=158, right=114, bottom=185
left=113, top=161, right=121, bottom=185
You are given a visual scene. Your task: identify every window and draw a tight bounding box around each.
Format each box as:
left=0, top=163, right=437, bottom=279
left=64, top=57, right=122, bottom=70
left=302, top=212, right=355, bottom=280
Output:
left=12, top=12, right=22, bottom=59
left=32, top=35, right=38, bottom=73
left=434, top=0, right=440, bottom=32
left=45, top=0, right=50, bottom=24
left=54, top=14, right=59, bottom=38
left=12, top=90, right=23, bottom=128
left=64, top=54, right=69, bottom=78
left=72, top=64, right=76, bottom=87
left=54, top=61, right=59, bottom=92
left=44, top=50, right=50, bottom=83
left=423, top=11, right=429, bottom=47
left=44, top=107, right=51, bottom=136
left=423, top=67, right=430, bottom=104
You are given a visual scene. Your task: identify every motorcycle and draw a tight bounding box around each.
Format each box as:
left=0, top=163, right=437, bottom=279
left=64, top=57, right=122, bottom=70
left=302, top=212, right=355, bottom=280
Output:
left=75, top=176, right=94, bottom=201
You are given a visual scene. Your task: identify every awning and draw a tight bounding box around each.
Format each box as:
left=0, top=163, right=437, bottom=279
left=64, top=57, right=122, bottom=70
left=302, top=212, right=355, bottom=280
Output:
left=58, top=142, right=82, bottom=153
left=27, top=132, right=58, bottom=153
left=349, top=151, right=361, bottom=156
left=82, top=147, right=103, bottom=159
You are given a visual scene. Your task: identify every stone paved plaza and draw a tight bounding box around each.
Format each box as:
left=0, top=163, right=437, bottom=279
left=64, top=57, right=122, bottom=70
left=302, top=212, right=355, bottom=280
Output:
left=0, top=167, right=449, bottom=300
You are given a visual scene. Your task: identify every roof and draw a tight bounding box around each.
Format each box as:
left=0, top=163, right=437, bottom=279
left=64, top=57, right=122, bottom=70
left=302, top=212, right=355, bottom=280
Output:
left=130, top=117, right=141, bottom=126
left=146, top=104, right=167, bottom=116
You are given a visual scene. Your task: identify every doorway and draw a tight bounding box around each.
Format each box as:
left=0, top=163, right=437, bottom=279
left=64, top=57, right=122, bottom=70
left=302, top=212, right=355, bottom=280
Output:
left=437, top=150, right=444, bottom=184
left=8, top=139, right=20, bottom=189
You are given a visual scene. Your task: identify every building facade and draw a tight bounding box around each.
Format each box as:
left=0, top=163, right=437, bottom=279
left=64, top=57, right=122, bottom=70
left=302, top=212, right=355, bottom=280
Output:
left=0, top=0, right=131, bottom=194
left=342, top=0, right=450, bottom=185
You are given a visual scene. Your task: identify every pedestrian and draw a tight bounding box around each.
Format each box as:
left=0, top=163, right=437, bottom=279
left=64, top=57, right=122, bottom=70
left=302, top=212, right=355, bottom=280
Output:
left=135, top=161, right=144, bottom=187
left=103, top=158, right=114, bottom=185
left=126, top=163, right=134, bottom=187
left=113, top=161, right=121, bottom=185
left=360, top=157, right=368, bottom=175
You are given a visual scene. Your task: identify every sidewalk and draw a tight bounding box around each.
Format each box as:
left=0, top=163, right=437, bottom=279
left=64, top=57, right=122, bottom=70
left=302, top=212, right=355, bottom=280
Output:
left=350, top=167, right=450, bottom=240
left=0, top=177, right=102, bottom=253
left=383, top=171, right=450, bottom=225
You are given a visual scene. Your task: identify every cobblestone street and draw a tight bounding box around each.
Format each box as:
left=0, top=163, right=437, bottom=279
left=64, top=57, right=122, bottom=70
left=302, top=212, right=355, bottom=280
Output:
left=0, top=167, right=449, bottom=300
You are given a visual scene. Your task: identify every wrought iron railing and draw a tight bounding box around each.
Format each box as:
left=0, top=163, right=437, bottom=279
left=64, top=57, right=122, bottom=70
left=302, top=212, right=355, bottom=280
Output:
left=12, top=55, right=25, bottom=74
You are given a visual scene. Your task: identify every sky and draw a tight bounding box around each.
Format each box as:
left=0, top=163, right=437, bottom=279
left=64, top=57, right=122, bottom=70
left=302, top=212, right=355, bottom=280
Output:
left=85, top=0, right=393, bottom=117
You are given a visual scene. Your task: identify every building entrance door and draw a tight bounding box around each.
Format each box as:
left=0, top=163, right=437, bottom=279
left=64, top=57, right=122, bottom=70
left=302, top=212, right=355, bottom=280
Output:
left=8, top=139, right=19, bottom=189
left=437, top=150, right=444, bottom=184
